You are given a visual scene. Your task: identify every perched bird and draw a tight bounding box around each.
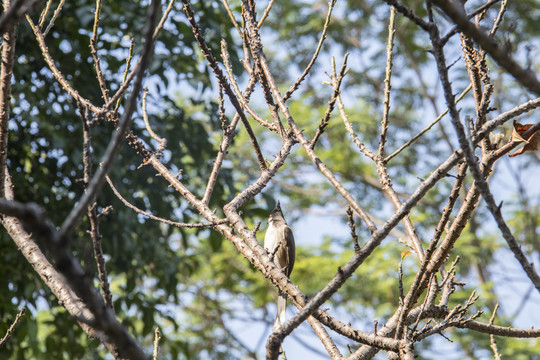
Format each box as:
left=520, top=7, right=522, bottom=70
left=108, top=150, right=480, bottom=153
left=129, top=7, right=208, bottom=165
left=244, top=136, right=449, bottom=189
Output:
left=263, top=201, right=296, bottom=332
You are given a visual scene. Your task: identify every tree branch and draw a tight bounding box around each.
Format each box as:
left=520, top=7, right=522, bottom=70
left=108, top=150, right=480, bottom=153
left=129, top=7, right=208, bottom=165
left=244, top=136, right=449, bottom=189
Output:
left=433, top=0, right=540, bottom=96
left=59, top=0, right=160, bottom=239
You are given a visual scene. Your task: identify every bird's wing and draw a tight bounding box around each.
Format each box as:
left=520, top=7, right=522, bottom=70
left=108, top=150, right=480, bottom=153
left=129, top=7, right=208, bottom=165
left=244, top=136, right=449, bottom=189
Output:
left=283, top=225, right=295, bottom=276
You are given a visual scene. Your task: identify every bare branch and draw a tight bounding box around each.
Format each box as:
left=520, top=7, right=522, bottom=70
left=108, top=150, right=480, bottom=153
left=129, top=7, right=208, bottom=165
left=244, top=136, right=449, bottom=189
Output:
left=0, top=307, right=26, bottom=349
left=337, top=93, right=376, bottom=161
left=79, top=105, right=114, bottom=310
left=26, top=15, right=101, bottom=113
left=0, top=195, right=148, bottom=359
left=378, top=5, right=396, bottom=157
left=440, top=0, right=502, bottom=45
left=489, top=304, right=502, bottom=360
left=0, top=0, right=38, bottom=34
left=181, top=0, right=267, bottom=171
left=153, top=0, right=175, bottom=41
left=0, top=0, right=16, bottom=198
left=59, top=0, right=161, bottom=239
left=141, top=87, right=167, bottom=155
left=434, top=0, right=540, bottom=96
left=42, top=0, right=65, bottom=37
left=153, top=327, right=161, bottom=360
left=381, top=0, right=431, bottom=31
left=106, top=175, right=227, bottom=228
left=257, top=0, right=275, bottom=28
left=221, top=0, right=242, bottom=36
left=90, top=0, right=109, bottom=103
left=384, top=85, right=472, bottom=163
left=310, top=55, right=348, bottom=149
left=113, top=38, right=135, bottom=114
left=283, top=0, right=336, bottom=101
left=347, top=206, right=360, bottom=253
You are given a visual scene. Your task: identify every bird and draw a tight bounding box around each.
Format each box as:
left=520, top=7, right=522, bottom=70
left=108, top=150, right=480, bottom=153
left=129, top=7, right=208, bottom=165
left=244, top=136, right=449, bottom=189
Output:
left=263, top=201, right=296, bottom=332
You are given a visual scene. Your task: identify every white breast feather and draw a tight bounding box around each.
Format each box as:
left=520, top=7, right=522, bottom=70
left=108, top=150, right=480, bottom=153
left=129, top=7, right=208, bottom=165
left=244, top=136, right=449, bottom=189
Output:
left=264, top=222, right=281, bottom=253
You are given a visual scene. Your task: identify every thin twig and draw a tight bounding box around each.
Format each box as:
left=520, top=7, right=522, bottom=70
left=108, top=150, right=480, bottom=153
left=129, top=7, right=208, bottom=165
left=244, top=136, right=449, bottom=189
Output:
left=283, top=0, right=336, bottom=101
left=488, top=0, right=507, bottom=38
left=378, top=5, right=396, bottom=157
left=59, top=0, right=161, bottom=240
left=26, top=15, right=101, bottom=113
left=310, top=55, right=348, bottom=149
left=337, top=94, right=376, bottom=161
left=347, top=206, right=360, bottom=253
left=221, top=0, right=242, bottom=36
left=42, top=0, right=66, bottom=37
left=90, top=0, right=110, bottom=103
left=141, top=88, right=160, bottom=142
left=381, top=0, right=431, bottom=31
left=257, top=0, right=275, bottom=28
left=153, top=0, right=175, bottom=41
left=0, top=307, right=26, bottom=349
left=182, top=0, right=267, bottom=171
left=221, top=40, right=276, bottom=130
left=80, top=103, right=114, bottom=310
left=114, top=38, right=135, bottom=114
left=153, top=327, right=161, bottom=360
left=141, top=87, right=167, bottom=156
left=106, top=175, right=227, bottom=228
left=489, top=304, right=502, bottom=360
left=385, top=85, right=472, bottom=163
left=38, top=0, right=52, bottom=28
left=440, top=0, right=502, bottom=45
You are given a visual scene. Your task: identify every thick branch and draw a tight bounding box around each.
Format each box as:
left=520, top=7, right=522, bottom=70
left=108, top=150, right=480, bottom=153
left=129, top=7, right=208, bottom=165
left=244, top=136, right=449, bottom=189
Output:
left=0, top=0, right=17, bottom=198
left=433, top=0, right=540, bottom=96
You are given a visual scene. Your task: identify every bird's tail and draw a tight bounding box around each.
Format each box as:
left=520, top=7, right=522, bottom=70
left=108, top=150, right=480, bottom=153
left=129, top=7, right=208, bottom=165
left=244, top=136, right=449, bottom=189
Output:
left=273, top=291, right=287, bottom=332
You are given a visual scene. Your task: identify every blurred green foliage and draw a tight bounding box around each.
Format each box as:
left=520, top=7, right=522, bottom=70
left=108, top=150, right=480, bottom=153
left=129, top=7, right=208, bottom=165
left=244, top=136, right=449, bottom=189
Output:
left=1, top=0, right=540, bottom=359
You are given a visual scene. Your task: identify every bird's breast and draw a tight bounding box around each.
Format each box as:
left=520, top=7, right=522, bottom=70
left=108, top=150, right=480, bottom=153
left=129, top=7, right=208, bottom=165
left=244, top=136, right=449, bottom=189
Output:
left=264, top=224, right=281, bottom=253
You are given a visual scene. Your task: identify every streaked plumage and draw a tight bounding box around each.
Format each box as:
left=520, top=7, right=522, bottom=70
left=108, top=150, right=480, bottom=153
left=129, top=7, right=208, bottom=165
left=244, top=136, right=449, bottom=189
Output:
left=263, top=201, right=295, bottom=331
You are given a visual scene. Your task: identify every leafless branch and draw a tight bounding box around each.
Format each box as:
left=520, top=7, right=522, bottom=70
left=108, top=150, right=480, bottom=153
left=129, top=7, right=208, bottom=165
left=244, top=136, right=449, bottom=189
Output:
left=283, top=0, right=336, bottom=101
left=80, top=105, right=114, bottom=309
left=59, top=0, right=161, bottom=239
left=0, top=0, right=16, bottom=198
left=42, top=0, right=65, bottom=37
left=181, top=0, right=267, bottom=171
left=434, top=0, right=540, bottom=96
left=90, top=0, right=109, bottom=103
left=257, top=0, right=275, bottom=28
left=0, top=0, right=38, bottom=34
left=489, top=304, right=502, bottom=360
left=153, top=327, right=161, bottom=360
left=378, top=5, right=396, bottom=157
left=384, top=85, right=472, bottom=163
left=106, top=175, right=227, bottom=228
left=26, top=15, right=101, bottom=112
left=381, top=0, right=431, bottom=31
left=0, top=307, right=26, bottom=348
left=310, top=55, right=348, bottom=149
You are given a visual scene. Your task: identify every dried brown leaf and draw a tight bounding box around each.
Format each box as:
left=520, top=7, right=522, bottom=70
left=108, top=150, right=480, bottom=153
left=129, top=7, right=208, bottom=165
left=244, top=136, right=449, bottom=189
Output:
left=509, top=121, right=540, bottom=157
